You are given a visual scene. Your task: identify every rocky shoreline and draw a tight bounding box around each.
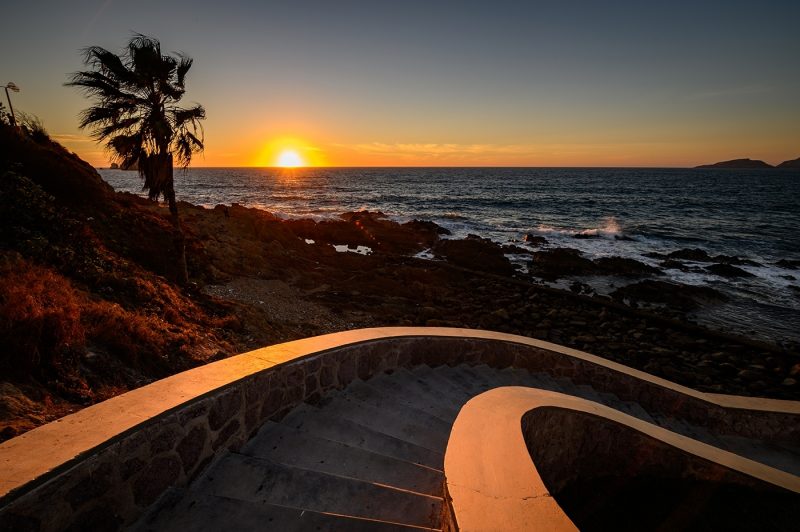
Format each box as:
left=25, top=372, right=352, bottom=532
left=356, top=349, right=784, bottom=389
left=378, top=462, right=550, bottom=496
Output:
left=177, top=204, right=800, bottom=400
left=1, top=126, right=798, bottom=440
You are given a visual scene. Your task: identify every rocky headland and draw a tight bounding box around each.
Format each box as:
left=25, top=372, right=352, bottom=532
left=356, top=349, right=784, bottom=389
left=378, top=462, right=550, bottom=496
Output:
left=1, top=123, right=799, bottom=441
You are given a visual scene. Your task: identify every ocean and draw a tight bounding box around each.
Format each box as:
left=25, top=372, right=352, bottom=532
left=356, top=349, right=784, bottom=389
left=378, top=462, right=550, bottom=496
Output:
left=99, top=167, right=800, bottom=346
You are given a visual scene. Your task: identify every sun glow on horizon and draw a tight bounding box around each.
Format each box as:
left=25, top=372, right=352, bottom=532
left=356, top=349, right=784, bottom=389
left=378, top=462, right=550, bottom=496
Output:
left=277, top=149, right=304, bottom=168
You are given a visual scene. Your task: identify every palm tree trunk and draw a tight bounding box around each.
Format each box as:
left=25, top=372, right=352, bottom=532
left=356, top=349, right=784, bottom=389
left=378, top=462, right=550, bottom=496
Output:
left=163, top=156, right=189, bottom=285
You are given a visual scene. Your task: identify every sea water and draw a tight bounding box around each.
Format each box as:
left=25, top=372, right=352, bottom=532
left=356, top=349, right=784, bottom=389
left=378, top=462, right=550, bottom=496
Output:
left=100, top=167, right=800, bottom=346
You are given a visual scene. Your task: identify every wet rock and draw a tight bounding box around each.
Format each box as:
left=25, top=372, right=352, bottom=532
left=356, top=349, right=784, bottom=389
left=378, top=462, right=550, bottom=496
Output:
left=706, top=263, right=755, bottom=278
left=502, top=244, right=533, bottom=255
left=594, top=256, right=662, bottom=277
left=573, top=232, right=601, bottom=239
left=523, top=234, right=548, bottom=246
left=433, top=236, right=515, bottom=276
left=666, top=248, right=712, bottom=262
left=402, top=219, right=451, bottom=236
left=610, top=280, right=728, bottom=310
left=776, top=259, right=800, bottom=270
left=530, top=248, right=597, bottom=280
left=710, top=255, right=761, bottom=267
left=569, top=281, right=595, bottom=295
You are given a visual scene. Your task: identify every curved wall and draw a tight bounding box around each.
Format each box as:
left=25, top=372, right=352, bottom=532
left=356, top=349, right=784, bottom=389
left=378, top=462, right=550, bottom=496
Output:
left=0, top=327, right=797, bottom=531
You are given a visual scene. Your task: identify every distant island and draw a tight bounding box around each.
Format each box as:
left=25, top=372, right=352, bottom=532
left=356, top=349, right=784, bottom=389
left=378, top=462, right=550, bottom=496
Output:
left=695, top=158, right=773, bottom=169
left=696, top=157, right=800, bottom=169
left=777, top=157, right=800, bottom=169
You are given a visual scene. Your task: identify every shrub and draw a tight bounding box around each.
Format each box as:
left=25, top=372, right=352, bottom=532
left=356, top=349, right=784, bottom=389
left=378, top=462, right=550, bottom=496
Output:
left=17, top=112, right=50, bottom=144
left=82, top=299, right=171, bottom=374
left=0, top=256, right=85, bottom=377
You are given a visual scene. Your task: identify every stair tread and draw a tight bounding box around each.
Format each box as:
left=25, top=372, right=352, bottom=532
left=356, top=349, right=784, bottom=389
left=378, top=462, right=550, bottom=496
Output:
left=280, top=403, right=443, bottom=469
left=193, top=453, right=443, bottom=529
left=317, top=394, right=450, bottom=452
left=350, top=378, right=459, bottom=423
left=243, top=421, right=443, bottom=495
left=375, top=369, right=464, bottom=414
left=135, top=489, right=434, bottom=532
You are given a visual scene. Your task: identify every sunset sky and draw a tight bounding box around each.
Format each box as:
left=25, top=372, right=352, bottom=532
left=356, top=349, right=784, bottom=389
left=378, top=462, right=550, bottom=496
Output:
left=2, top=0, right=798, bottom=167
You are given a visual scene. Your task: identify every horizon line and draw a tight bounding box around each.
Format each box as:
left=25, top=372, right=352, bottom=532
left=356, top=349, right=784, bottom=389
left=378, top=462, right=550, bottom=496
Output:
left=97, top=165, right=797, bottom=170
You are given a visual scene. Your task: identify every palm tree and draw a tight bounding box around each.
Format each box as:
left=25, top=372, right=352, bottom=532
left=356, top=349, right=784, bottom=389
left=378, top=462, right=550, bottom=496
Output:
left=67, top=34, right=205, bottom=284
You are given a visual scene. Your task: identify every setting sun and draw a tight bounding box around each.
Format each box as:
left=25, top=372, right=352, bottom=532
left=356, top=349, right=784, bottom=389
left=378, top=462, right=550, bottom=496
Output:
left=277, top=149, right=304, bottom=168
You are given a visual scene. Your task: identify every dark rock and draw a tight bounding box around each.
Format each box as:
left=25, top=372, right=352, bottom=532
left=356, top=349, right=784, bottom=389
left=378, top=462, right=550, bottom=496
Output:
left=523, top=234, right=548, bottom=246
left=614, top=234, right=636, bottom=241
left=569, top=281, right=594, bottom=295
left=530, top=248, right=597, bottom=280
left=776, top=259, right=800, bottom=270
left=666, top=248, right=711, bottom=262
left=706, top=263, right=754, bottom=278
left=594, top=257, right=662, bottom=277
left=610, top=280, right=728, bottom=310
left=660, top=259, right=690, bottom=271
left=402, top=219, right=451, bottom=236
left=573, top=232, right=600, bottom=239
left=710, top=255, right=761, bottom=267
left=433, top=236, right=515, bottom=276
left=502, top=244, right=532, bottom=255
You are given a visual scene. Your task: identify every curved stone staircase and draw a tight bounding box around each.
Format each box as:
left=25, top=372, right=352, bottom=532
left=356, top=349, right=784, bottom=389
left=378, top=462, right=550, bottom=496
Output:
left=134, top=363, right=800, bottom=531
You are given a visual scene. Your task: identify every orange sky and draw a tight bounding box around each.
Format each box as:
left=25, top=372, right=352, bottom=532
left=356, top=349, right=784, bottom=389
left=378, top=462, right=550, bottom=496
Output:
left=5, top=2, right=799, bottom=168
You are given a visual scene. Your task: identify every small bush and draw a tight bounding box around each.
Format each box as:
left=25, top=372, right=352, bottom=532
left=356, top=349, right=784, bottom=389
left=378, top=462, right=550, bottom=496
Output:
left=0, top=257, right=85, bottom=377
left=17, top=112, right=50, bottom=144
left=82, top=299, right=171, bottom=373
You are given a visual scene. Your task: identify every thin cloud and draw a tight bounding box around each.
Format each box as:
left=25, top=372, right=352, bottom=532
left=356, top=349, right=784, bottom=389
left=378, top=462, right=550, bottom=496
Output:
left=685, top=85, right=771, bottom=100
left=52, top=134, right=95, bottom=143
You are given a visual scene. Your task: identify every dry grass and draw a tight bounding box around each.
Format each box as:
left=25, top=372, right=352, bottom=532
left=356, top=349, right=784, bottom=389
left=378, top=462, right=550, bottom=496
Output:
left=0, top=258, right=84, bottom=378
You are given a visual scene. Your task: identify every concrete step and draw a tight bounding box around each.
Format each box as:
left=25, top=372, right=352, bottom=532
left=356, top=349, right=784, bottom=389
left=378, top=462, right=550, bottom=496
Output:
left=193, top=453, right=443, bottom=529
left=376, top=368, right=464, bottom=414
left=463, top=364, right=517, bottom=387
left=338, top=380, right=455, bottom=428
left=515, top=370, right=564, bottom=392
left=317, top=393, right=450, bottom=453
left=414, top=365, right=475, bottom=403
left=434, top=365, right=495, bottom=396
left=243, top=421, right=443, bottom=496
left=280, top=403, right=443, bottom=470
left=353, top=377, right=459, bottom=423
left=135, top=489, right=431, bottom=531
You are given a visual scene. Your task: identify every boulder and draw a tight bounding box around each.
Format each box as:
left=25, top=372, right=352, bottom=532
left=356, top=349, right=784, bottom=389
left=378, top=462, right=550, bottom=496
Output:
left=530, top=248, right=598, bottom=280
left=433, top=236, right=515, bottom=276
left=611, top=280, right=728, bottom=310
left=594, top=257, right=662, bottom=277
left=706, top=263, right=754, bottom=278
left=666, top=248, right=711, bottom=262
left=523, top=234, right=548, bottom=246
left=776, top=259, right=800, bottom=270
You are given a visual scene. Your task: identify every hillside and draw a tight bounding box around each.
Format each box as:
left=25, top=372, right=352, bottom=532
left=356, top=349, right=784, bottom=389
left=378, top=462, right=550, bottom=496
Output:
left=0, top=124, right=243, bottom=439
left=777, top=157, right=800, bottom=169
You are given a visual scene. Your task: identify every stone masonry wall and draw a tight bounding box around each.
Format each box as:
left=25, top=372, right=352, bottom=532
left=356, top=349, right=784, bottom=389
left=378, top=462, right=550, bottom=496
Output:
left=0, top=333, right=795, bottom=531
